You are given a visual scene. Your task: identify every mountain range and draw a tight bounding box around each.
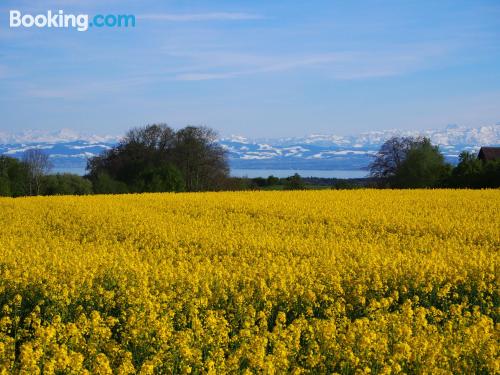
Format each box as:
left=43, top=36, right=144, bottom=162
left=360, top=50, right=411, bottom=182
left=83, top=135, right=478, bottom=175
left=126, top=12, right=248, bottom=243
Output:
left=1, top=124, right=499, bottom=174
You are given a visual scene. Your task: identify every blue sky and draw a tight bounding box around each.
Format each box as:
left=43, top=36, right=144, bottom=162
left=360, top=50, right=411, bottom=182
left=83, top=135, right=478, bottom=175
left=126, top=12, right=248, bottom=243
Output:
left=1, top=0, right=499, bottom=138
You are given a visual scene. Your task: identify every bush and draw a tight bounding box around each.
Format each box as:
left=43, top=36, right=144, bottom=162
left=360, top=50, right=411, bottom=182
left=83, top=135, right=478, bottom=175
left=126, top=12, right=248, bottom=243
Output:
left=132, top=164, right=185, bottom=193
left=92, top=172, right=129, bottom=194
left=330, top=180, right=360, bottom=190
left=0, top=156, right=30, bottom=197
left=0, top=176, right=11, bottom=196
left=448, top=151, right=500, bottom=188
left=41, top=174, right=93, bottom=195
left=284, top=173, right=306, bottom=190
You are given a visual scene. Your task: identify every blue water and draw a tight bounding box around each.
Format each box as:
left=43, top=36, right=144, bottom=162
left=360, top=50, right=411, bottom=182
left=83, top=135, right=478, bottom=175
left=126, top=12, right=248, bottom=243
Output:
left=230, top=169, right=368, bottom=179
left=51, top=167, right=368, bottom=179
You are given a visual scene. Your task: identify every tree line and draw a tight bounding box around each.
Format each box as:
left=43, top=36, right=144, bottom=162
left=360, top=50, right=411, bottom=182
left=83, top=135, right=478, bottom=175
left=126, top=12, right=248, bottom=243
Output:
left=0, top=125, right=499, bottom=197
left=0, top=149, right=93, bottom=197
left=369, top=136, right=500, bottom=188
left=1, top=124, right=230, bottom=197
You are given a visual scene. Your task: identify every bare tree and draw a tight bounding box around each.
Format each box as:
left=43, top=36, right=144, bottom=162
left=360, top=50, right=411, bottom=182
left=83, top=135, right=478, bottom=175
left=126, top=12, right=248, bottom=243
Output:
left=369, top=136, right=423, bottom=178
left=23, top=148, right=52, bottom=195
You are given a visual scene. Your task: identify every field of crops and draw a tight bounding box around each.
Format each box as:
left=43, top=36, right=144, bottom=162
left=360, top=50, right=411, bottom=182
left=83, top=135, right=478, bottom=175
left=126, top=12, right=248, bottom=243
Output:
left=0, top=190, right=498, bottom=374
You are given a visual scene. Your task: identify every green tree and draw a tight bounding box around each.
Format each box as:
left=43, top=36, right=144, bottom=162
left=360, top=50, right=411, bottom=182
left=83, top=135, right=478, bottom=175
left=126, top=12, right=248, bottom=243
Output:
left=481, top=159, right=500, bottom=187
left=284, top=173, right=306, bottom=190
left=87, top=124, right=226, bottom=193
left=172, top=126, right=228, bottom=191
left=370, top=137, right=451, bottom=188
left=267, top=175, right=280, bottom=186
left=41, top=174, right=93, bottom=195
left=449, top=151, right=500, bottom=188
left=135, top=164, right=185, bottom=192
left=251, top=177, right=268, bottom=188
left=0, top=175, right=11, bottom=196
left=92, top=172, right=129, bottom=194
left=391, top=138, right=451, bottom=188
left=0, top=156, right=30, bottom=197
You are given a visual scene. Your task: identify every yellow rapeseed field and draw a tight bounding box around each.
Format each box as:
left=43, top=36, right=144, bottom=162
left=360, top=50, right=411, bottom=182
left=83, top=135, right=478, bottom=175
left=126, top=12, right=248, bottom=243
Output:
left=0, top=190, right=498, bottom=374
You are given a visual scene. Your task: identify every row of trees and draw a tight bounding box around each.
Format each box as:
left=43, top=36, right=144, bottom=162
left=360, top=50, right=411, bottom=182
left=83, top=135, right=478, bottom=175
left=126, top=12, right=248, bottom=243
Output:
left=91, top=126, right=497, bottom=192
left=448, top=151, right=500, bottom=188
left=1, top=128, right=498, bottom=197
left=247, top=173, right=306, bottom=190
left=369, top=136, right=500, bottom=188
left=0, top=150, right=92, bottom=197
left=1, top=125, right=230, bottom=197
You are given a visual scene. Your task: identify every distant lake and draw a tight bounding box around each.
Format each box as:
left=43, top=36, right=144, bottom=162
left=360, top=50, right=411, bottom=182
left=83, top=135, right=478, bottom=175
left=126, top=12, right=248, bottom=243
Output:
left=231, top=169, right=368, bottom=179
left=51, top=167, right=369, bottom=179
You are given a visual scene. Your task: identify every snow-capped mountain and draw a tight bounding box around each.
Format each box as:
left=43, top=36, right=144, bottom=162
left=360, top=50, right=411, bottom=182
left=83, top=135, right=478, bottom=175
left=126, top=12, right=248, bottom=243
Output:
left=0, top=128, right=120, bottom=144
left=222, top=124, right=500, bottom=148
left=220, top=124, right=500, bottom=169
left=0, top=124, right=498, bottom=174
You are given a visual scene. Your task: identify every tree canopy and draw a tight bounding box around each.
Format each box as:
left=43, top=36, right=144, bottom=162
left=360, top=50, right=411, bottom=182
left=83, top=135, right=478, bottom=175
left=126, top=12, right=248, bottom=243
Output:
left=448, top=151, right=500, bottom=188
left=86, top=124, right=229, bottom=193
left=370, top=136, right=451, bottom=188
left=391, top=138, right=451, bottom=188
left=41, top=173, right=93, bottom=195
left=0, top=155, right=29, bottom=197
left=369, top=137, right=419, bottom=178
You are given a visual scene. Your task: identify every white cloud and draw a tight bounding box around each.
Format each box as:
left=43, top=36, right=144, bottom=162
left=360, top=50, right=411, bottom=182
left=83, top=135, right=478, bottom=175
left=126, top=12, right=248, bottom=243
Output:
left=173, top=53, right=347, bottom=81
left=18, top=44, right=450, bottom=95
left=171, top=45, right=445, bottom=81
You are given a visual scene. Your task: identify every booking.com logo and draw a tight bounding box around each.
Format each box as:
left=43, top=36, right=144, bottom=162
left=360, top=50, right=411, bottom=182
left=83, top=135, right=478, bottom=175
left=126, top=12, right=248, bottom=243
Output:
left=9, top=10, right=135, bottom=32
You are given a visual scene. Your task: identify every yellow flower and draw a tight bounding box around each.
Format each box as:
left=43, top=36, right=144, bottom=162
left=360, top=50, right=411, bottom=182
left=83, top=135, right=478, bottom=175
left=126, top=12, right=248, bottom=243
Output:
left=0, top=190, right=497, bottom=373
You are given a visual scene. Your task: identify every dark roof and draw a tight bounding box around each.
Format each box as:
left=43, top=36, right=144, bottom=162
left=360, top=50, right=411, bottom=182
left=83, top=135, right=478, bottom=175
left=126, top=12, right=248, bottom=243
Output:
left=478, top=147, right=500, bottom=161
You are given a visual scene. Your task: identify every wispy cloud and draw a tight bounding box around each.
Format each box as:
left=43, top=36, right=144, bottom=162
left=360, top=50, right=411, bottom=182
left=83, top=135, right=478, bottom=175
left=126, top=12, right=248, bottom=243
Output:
left=138, top=12, right=264, bottom=22
left=174, top=54, right=346, bottom=81
left=171, top=45, right=448, bottom=81
left=19, top=45, right=450, bottom=97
